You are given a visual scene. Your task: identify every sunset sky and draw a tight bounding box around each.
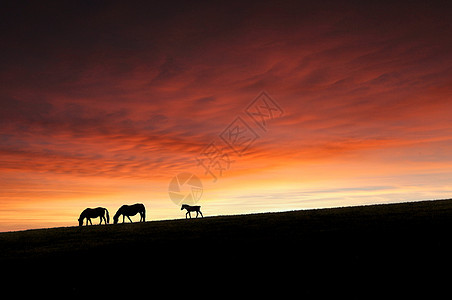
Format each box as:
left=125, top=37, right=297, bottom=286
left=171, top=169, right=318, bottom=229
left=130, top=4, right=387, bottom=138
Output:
left=1, top=0, right=451, bottom=231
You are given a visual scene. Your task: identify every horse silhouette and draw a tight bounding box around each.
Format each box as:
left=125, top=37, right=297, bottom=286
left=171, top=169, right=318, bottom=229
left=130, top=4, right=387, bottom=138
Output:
left=78, top=207, right=110, bottom=226
left=181, top=204, right=203, bottom=219
left=113, top=203, right=146, bottom=224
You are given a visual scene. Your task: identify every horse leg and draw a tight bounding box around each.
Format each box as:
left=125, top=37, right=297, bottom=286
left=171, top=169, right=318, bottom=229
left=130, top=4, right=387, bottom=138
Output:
left=127, top=216, right=133, bottom=223
left=88, top=218, right=92, bottom=225
left=185, top=211, right=189, bottom=219
left=199, top=211, right=203, bottom=218
left=123, top=215, right=125, bottom=223
left=196, top=211, right=199, bottom=218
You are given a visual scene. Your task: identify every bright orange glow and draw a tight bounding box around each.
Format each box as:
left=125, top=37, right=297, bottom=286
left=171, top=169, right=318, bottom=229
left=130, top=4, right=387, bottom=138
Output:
left=1, top=1, right=451, bottom=231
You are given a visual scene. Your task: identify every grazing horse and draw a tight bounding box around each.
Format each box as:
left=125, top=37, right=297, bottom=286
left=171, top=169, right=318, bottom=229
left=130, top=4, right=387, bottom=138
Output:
left=181, top=204, right=203, bottom=219
left=113, top=203, right=146, bottom=224
left=78, top=207, right=109, bottom=226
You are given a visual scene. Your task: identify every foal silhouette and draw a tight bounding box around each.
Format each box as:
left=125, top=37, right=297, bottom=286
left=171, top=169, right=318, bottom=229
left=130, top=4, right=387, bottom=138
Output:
left=113, top=203, right=146, bottom=224
left=78, top=207, right=109, bottom=226
left=181, top=204, right=203, bottom=218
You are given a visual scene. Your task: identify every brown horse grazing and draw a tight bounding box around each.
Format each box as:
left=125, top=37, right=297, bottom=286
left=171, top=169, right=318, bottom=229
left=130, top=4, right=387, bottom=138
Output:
left=113, top=203, right=146, bottom=224
left=181, top=204, right=203, bottom=219
left=78, top=207, right=110, bottom=226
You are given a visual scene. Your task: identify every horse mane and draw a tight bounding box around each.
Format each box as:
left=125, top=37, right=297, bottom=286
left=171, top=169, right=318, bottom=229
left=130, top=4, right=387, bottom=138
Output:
left=113, top=207, right=122, bottom=221
left=79, top=208, right=89, bottom=218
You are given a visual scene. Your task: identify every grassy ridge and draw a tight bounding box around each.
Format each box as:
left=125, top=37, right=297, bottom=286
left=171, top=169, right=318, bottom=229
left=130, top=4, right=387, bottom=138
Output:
left=2, top=199, right=452, bottom=295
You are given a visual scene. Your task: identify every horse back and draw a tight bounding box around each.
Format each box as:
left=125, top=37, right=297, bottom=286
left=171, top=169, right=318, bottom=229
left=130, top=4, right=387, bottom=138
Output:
left=131, top=203, right=145, bottom=211
left=82, top=207, right=105, bottom=218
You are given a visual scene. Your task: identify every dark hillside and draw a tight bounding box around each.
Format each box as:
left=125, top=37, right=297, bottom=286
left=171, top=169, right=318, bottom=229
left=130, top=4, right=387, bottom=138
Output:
left=2, top=199, right=452, bottom=296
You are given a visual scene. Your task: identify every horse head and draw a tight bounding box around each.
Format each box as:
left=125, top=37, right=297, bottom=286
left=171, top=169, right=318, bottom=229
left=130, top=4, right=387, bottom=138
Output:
left=181, top=204, right=187, bottom=210
left=78, top=217, right=83, bottom=226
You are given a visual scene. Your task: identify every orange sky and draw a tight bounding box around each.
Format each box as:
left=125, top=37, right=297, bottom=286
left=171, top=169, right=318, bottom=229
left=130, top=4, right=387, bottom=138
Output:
left=1, top=0, right=452, bottom=231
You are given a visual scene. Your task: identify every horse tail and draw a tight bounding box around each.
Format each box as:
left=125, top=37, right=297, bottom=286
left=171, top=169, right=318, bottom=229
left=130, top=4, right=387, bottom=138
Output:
left=141, top=204, right=146, bottom=222
left=105, top=208, right=110, bottom=224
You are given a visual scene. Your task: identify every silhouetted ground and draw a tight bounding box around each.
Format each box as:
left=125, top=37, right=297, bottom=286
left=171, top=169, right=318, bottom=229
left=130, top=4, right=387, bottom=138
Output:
left=1, top=199, right=452, bottom=296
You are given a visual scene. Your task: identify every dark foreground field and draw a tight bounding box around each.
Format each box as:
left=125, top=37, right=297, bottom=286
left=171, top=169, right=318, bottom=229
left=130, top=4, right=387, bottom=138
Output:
left=2, top=199, right=452, bottom=296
